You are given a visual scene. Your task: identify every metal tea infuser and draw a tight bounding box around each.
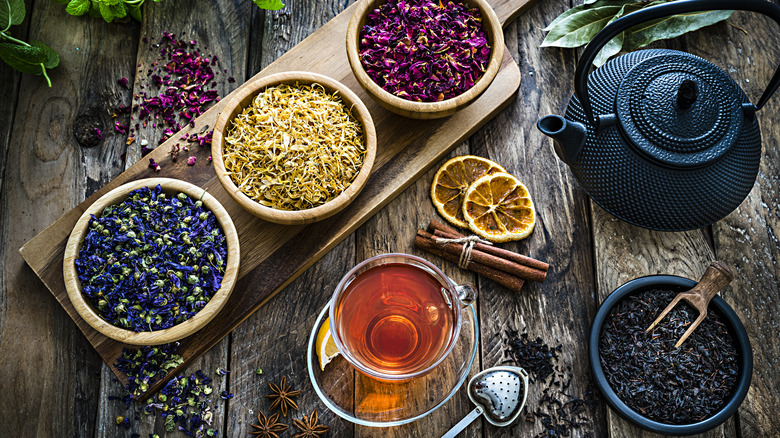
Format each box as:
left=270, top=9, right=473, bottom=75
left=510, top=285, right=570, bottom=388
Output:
left=538, top=0, right=780, bottom=231
left=441, top=366, right=529, bottom=437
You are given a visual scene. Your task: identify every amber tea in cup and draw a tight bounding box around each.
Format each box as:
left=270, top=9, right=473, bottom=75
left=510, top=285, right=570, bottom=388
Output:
left=329, top=253, right=475, bottom=381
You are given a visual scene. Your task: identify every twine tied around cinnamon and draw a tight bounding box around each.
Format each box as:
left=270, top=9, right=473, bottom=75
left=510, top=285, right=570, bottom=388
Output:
left=433, top=235, right=493, bottom=269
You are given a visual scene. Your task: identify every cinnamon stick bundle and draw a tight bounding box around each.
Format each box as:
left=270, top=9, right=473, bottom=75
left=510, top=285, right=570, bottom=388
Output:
left=415, top=231, right=525, bottom=292
left=414, top=220, right=549, bottom=293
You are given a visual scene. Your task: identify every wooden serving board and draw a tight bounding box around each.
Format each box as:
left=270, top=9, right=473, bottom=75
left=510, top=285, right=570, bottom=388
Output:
left=19, top=0, right=531, bottom=399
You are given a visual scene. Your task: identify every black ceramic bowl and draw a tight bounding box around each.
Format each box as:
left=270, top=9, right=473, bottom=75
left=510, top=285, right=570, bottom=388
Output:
left=588, top=275, right=753, bottom=435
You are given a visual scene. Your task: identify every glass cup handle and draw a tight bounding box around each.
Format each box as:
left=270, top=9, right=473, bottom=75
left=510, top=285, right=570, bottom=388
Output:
left=455, top=284, right=477, bottom=307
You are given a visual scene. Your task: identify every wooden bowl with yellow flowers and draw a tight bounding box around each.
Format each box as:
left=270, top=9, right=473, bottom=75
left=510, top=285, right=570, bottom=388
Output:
left=212, top=71, right=377, bottom=225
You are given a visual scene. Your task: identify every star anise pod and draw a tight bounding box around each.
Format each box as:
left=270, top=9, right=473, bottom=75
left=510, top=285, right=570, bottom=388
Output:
left=250, top=411, right=288, bottom=438
left=265, top=376, right=302, bottom=417
left=292, top=410, right=329, bottom=438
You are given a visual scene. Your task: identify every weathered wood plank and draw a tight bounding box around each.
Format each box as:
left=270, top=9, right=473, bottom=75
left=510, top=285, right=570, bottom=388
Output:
left=227, top=2, right=356, bottom=437
left=89, top=0, right=252, bottom=436
left=0, top=1, right=138, bottom=436
left=705, top=10, right=780, bottom=438
left=473, top=0, right=607, bottom=436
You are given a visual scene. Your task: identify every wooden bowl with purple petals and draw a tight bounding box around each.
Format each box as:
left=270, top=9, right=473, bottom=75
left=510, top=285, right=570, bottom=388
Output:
left=346, top=0, right=505, bottom=119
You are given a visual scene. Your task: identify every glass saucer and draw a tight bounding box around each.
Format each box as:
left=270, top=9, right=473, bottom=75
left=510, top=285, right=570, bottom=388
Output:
left=307, top=302, right=478, bottom=427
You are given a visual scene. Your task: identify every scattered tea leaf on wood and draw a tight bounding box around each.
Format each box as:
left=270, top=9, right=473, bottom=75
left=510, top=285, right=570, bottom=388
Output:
left=224, top=83, right=365, bottom=211
left=504, top=329, right=595, bottom=438
left=599, top=289, right=739, bottom=424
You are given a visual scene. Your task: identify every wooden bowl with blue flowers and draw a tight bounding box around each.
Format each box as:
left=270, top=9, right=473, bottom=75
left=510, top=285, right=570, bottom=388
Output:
left=63, top=177, right=240, bottom=345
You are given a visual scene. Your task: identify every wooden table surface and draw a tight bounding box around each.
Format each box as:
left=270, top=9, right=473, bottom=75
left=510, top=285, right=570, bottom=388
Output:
left=1, top=1, right=779, bottom=437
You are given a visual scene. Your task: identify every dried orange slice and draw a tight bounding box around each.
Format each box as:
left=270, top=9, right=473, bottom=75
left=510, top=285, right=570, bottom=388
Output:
left=462, top=172, right=536, bottom=242
left=431, top=155, right=506, bottom=228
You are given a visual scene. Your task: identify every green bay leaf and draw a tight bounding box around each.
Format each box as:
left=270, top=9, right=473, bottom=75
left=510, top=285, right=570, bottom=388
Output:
left=541, top=5, right=625, bottom=48
left=544, top=1, right=631, bottom=32
left=623, top=10, right=734, bottom=51
left=591, top=2, right=649, bottom=66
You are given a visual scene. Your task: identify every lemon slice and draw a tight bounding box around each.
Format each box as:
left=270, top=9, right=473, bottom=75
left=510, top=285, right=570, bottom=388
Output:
left=316, top=317, right=340, bottom=371
left=462, top=172, right=536, bottom=242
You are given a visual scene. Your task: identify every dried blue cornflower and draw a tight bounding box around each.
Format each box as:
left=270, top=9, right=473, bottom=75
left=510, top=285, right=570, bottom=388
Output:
left=111, top=343, right=183, bottom=403
left=74, top=184, right=228, bottom=332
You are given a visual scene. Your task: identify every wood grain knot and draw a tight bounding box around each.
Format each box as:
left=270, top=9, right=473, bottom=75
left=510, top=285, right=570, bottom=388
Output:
left=73, top=111, right=104, bottom=148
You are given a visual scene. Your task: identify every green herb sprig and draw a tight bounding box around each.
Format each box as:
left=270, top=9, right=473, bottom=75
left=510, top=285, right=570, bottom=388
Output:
left=542, top=0, right=734, bottom=67
left=52, top=0, right=286, bottom=23
left=0, top=0, right=59, bottom=87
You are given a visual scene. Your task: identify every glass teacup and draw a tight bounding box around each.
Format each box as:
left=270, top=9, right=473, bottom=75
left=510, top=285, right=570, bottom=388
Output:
left=329, top=253, right=476, bottom=381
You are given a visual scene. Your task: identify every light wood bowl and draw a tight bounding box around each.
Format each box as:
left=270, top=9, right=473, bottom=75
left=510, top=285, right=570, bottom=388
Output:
left=63, top=178, right=240, bottom=346
left=346, top=0, right=505, bottom=119
left=211, top=71, right=377, bottom=225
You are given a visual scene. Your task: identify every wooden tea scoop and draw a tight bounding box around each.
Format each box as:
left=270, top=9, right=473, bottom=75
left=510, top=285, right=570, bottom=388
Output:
left=646, top=261, right=735, bottom=348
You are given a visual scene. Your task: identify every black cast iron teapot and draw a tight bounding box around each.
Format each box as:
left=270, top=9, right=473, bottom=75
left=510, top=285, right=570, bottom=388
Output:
left=538, top=0, right=780, bottom=231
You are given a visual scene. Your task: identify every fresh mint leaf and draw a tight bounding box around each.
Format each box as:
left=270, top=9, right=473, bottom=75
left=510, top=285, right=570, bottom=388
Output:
left=0, top=42, right=46, bottom=74
left=0, top=0, right=26, bottom=30
left=253, top=0, right=285, bottom=11
left=128, top=3, right=141, bottom=22
left=30, top=40, right=59, bottom=68
left=88, top=1, right=101, bottom=19
left=66, top=0, right=91, bottom=16
left=98, top=0, right=126, bottom=22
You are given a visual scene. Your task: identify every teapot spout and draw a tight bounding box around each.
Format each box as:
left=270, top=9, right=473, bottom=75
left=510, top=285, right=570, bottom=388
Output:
left=537, top=115, right=586, bottom=165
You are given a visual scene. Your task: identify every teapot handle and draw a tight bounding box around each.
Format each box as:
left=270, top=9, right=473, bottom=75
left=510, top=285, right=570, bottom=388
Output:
left=575, top=0, right=780, bottom=127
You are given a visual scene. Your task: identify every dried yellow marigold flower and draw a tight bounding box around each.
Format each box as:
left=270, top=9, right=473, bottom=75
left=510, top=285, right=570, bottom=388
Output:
left=224, top=83, right=365, bottom=211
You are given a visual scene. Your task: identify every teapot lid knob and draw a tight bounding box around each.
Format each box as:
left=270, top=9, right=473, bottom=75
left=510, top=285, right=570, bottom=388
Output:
left=676, top=79, right=698, bottom=110
left=615, top=52, right=746, bottom=169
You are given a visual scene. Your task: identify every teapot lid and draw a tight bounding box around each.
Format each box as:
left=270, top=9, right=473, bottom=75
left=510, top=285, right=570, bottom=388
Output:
left=616, top=52, right=745, bottom=168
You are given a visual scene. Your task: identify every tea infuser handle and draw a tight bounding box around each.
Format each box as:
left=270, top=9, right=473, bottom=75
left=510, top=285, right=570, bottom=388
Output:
left=575, top=0, right=780, bottom=127
left=441, top=406, right=484, bottom=438
left=455, top=284, right=477, bottom=307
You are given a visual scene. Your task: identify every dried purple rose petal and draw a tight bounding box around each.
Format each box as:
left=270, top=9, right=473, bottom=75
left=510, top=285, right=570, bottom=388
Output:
left=187, top=156, right=197, bottom=166
left=114, top=33, right=225, bottom=154
left=358, top=0, right=491, bottom=102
